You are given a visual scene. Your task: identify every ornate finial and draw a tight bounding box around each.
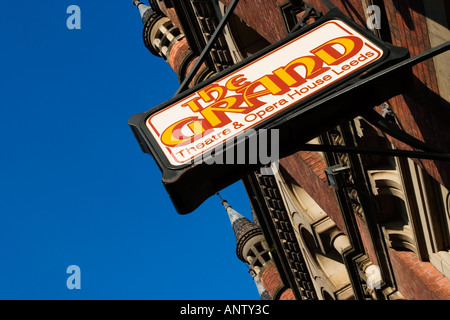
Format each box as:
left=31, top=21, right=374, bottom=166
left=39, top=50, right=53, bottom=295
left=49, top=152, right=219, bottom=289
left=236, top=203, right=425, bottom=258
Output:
left=132, top=0, right=145, bottom=8
left=218, top=192, right=240, bottom=224
left=217, top=192, right=230, bottom=210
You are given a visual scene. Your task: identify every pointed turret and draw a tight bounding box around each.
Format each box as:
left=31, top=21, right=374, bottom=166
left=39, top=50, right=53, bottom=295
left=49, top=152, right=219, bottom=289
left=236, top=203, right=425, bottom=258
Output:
left=218, top=193, right=273, bottom=300
left=131, top=0, right=213, bottom=86
left=219, top=194, right=263, bottom=262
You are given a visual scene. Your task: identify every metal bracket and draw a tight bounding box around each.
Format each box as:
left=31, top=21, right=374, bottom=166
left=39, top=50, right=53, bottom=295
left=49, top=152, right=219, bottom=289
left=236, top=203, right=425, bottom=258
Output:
left=299, top=143, right=450, bottom=161
left=361, top=108, right=443, bottom=153
left=173, top=0, right=240, bottom=96
left=289, top=3, right=323, bottom=34
left=307, top=41, right=450, bottom=162
left=325, top=164, right=353, bottom=189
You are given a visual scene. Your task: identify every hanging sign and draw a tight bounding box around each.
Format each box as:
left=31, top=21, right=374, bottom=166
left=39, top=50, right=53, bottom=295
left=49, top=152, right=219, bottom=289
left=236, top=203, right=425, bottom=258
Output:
left=129, top=8, right=409, bottom=214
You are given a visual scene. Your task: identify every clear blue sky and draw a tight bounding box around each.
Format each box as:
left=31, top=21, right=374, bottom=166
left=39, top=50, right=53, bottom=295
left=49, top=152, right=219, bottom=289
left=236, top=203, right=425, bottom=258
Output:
left=0, top=1, right=260, bottom=299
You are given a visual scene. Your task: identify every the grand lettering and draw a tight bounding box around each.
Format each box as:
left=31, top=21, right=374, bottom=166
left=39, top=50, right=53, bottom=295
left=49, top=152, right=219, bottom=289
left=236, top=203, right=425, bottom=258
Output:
left=160, top=36, right=364, bottom=147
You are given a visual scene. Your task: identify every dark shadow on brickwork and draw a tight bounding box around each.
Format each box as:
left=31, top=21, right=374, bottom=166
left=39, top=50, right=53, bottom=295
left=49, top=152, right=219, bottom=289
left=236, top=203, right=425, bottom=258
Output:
left=394, top=0, right=450, bottom=29
left=392, top=0, right=416, bottom=31
left=402, top=75, right=450, bottom=188
left=341, top=0, right=366, bottom=27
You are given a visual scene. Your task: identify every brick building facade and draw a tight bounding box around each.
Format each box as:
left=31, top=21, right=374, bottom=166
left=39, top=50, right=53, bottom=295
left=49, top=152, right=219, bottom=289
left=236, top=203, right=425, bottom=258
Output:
left=131, top=0, right=450, bottom=300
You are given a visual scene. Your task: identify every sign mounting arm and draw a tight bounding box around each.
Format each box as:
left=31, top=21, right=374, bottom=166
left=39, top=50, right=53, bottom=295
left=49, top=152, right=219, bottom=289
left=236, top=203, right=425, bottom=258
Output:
left=174, top=0, right=240, bottom=96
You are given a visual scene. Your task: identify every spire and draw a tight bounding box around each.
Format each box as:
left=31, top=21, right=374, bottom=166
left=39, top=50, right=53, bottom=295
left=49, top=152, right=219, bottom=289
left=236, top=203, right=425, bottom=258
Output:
left=218, top=193, right=246, bottom=226
left=132, top=0, right=155, bottom=25
left=218, top=193, right=262, bottom=262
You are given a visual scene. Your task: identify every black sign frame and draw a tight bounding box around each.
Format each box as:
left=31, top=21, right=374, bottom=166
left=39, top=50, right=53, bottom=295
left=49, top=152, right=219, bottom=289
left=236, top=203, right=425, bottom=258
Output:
left=129, top=7, right=410, bottom=214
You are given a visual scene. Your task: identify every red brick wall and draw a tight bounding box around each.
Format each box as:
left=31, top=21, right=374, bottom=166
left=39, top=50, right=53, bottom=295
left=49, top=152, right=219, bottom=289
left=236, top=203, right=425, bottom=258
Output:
left=279, top=288, right=296, bottom=300
left=389, top=248, right=450, bottom=300
left=260, top=262, right=284, bottom=299
left=260, top=262, right=297, bottom=300
left=354, top=214, right=379, bottom=269
left=219, top=0, right=287, bottom=43
left=167, top=38, right=190, bottom=74
left=306, top=0, right=366, bottom=27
